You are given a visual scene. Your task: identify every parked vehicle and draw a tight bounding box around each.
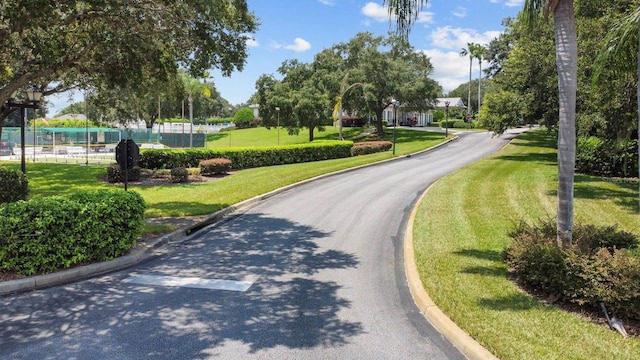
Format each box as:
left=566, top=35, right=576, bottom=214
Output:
left=0, top=141, right=14, bottom=156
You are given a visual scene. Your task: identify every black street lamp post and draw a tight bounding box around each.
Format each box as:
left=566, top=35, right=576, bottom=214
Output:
left=444, top=100, right=450, bottom=138
left=392, top=100, right=399, bottom=155
left=4, top=87, right=42, bottom=173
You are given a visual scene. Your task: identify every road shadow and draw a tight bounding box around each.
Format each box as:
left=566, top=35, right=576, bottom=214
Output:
left=0, top=213, right=363, bottom=358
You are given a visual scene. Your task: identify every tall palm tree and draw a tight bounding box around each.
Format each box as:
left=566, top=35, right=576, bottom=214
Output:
left=180, top=72, right=212, bottom=147
left=523, top=0, right=578, bottom=246
left=460, top=44, right=474, bottom=115
left=471, top=43, right=488, bottom=113
left=593, top=7, right=640, bottom=212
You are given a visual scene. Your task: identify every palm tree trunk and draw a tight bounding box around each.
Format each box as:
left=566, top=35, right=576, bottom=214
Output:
left=637, top=24, right=640, bottom=212
left=554, top=0, right=578, bottom=246
left=468, top=57, right=472, bottom=114
left=478, top=59, right=482, bottom=112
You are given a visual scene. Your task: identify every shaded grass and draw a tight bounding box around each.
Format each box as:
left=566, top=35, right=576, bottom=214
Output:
left=413, top=130, right=640, bottom=359
left=206, top=126, right=364, bottom=147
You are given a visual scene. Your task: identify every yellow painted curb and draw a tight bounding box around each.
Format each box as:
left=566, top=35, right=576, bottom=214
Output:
left=404, top=180, right=500, bottom=360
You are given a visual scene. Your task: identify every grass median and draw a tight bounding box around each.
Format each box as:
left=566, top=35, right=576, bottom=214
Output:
left=413, top=129, right=640, bottom=359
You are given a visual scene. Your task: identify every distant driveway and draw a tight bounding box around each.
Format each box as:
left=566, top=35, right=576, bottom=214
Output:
left=1, top=130, right=524, bottom=359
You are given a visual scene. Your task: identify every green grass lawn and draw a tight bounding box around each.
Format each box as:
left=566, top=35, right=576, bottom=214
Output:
left=413, top=130, right=640, bottom=359
left=7, top=127, right=635, bottom=356
left=5, top=126, right=447, bottom=219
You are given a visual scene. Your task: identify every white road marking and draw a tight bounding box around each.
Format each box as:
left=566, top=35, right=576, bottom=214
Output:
left=123, top=274, right=253, bottom=292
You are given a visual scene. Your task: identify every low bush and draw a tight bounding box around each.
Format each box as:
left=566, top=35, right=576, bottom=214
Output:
left=576, top=137, right=638, bottom=178
left=504, top=219, right=640, bottom=319
left=0, top=167, right=28, bottom=203
left=170, top=167, right=189, bottom=183
left=437, top=120, right=476, bottom=129
left=200, top=158, right=232, bottom=175
left=106, top=163, right=141, bottom=182
left=0, top=189, right=146, bottom=275
left=350, top=141, right=393, bottom=156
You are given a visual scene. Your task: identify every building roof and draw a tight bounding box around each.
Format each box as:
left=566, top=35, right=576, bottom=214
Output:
left=434, top=97, right=465, bottom=109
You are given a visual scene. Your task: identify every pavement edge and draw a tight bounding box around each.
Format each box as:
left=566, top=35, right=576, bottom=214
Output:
left=404, top=179, right=499, bottom=360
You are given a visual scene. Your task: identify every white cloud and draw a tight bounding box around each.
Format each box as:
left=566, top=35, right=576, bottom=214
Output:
left=429, top=26, right=502, bottom=50
left=361, top=2, right=389, bottom=22
left=421, top=48, right=491, bottom=95
left=452, top=7, right=467, bottom=18
left=505, top=0, right=525, bottom=7
left=246, top=37, right=259, bottom=47
left=317, top=0, right=336, bottom=5
left=284, top=38, right=312, bottom=52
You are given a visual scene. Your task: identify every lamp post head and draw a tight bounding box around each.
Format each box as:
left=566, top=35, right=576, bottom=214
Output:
left=26, top=88, right=43, bottom=104
left=275, top=106, right=280, bottom=112
left=444, top=100, right=450, bottom=108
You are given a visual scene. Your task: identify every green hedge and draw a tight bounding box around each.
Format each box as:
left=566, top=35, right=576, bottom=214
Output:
left=139, top=141, right=354, bottom=170
left=0, top=189, right=146, bottom=275
left=437, top=120, right=478, bottom=129
left=0, top=167, right=28, bottom=204
left=576, top=137, right=638, bottom=178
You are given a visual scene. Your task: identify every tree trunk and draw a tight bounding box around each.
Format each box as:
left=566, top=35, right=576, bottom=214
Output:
left=553, top=0, right=578, bottom=246
left=637, top=24, right=640, bottom=212
left=478, top=59, right=482, bottom=112
left=468, top=57, right=472, bottom=114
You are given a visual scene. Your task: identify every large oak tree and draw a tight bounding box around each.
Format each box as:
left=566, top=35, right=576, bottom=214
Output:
left=0, top=0, right=257, bottom=123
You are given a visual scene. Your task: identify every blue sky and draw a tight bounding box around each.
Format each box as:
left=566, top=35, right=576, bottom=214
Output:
left=48, top=0, right=525, bottom=116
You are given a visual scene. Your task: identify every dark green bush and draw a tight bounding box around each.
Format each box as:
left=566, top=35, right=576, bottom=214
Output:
left=350, top=141, right=393, bottom=156
left=0, top=189, right=146, bottom=275
left=0, top=167, right=28, bottom=203
left=107, top=163, right=141, bottom=182
left=504, top=219, right=640, bottom=319
left=437, top=120, right=477, bottom=129
left=170, top=167, right=189, bottom=183
left=576, top=137, right=638, bottom=177
left=200, top=158, right=232, bottom=175
left=139, top=141, right=354, bottom=170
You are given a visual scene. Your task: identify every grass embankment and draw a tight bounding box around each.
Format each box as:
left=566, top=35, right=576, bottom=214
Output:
left=413, top=130, right=640, bottom=359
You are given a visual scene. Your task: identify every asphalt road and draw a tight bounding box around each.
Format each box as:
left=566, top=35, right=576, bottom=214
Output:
left=1, top=130, right=522, bottom=359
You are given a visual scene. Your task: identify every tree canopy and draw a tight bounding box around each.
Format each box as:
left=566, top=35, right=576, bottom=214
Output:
left=0, top=0, right=258, bottom=122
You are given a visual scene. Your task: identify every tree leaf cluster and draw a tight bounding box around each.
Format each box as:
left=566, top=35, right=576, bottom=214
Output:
left=480, top=1, right=638, bottom=141
left=0, top=0, right=258, bottom=124
left=253, top=32, right=441, bottom=140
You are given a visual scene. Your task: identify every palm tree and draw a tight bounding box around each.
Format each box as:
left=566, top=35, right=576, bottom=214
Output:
left=460, top=44, right=474, bottom=115
left=523, top=0, right=578, bottom=246
left=180, top=72, right=212, bottom=147
left=471, top=43, right=488, bottom=113
left=383, top=0, right=429, bottom=40
left=593, top=7, right=640, bottom=212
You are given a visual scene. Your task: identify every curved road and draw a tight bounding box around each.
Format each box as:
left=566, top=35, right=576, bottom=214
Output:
left=1, top=130, right=522, bottom=359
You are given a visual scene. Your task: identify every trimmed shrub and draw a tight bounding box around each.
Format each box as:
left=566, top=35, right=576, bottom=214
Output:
left=139, top=141, right=354, bottom=170
left=504, top=219, right=640, bottom=319
left=351, top=141, right=393, bottom=156
left=170, top=167, right=189, bottom=183
left=106, top=163, right=141, bottom=182
left=200, top=158, right=232, bottom=175
left=0, top=167, right=28, bottom=203
left=0, top=189, right=146, bottom=275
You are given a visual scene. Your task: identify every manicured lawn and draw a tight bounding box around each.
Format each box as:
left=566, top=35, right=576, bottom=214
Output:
left=413, top=130, right=640, bottom=359
left=4, top=126, right=447, bottom=220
